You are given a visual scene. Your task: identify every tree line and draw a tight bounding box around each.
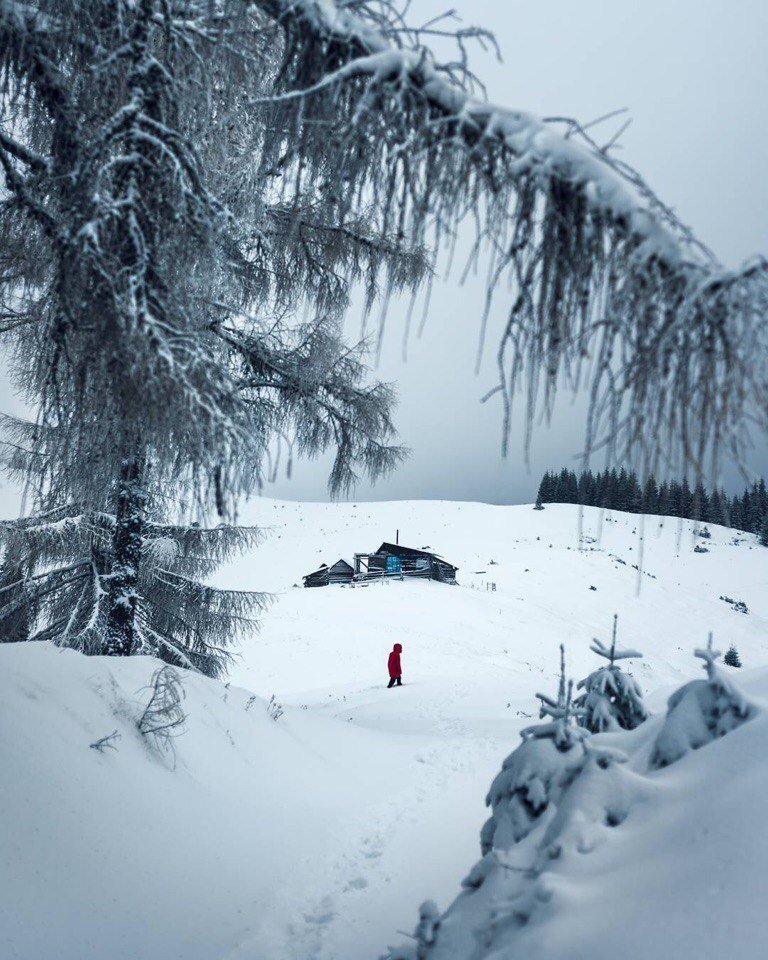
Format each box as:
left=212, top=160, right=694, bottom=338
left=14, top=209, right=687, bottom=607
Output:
left=536, top=468, right=768, bottom=543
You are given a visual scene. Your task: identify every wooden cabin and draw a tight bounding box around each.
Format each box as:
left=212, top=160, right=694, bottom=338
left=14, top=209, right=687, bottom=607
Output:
left=353, top=542, right=458, bottom=584
left=302, top=558, right=354, bottom=588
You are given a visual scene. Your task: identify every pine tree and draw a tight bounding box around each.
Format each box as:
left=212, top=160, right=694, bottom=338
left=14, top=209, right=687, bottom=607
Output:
left=730, top=495, right=744, bottom=530
left=693, top=481, right=710, bottom=523
left=534, top=495, right=544, bottom=511
left=575, top=615, right=648, bottom=733
left=679, top=478, right=693, bottom=519
left=628, top=472, right=643, bottom=514
left=761, top=513, right=768, bottom=547
left=709, top=489, right=728, bottom=527
left=0, top=533, right=31, bottom=643
left=536, top=473, right=553, bottom=504
left=480, top=645, right=587, bottom=855
left=724, top=645, right=742, bottom=668
left=658, top=481, right=672, bottom=517
left=0, top=508, right=267, bottom=677
left=651, top=634, right=753, bottom=769
left=642, top=475, right=659, bottom=515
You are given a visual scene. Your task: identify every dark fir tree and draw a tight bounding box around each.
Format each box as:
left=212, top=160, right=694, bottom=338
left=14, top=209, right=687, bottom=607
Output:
left=724, top=645, right=742, bottom=668
left=760, top=512, right=768, bottom=547
left=642, top=475, right=659, bottom=515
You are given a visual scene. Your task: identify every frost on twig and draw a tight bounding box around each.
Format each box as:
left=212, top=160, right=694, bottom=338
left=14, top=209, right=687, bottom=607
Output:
left=89, top=730, right=121, bottom=753
left=137, top=666, right=186, bottom=754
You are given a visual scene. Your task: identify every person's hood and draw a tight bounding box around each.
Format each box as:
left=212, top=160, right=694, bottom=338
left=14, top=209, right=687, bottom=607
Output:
left=393, top=643, right=402, bottom=653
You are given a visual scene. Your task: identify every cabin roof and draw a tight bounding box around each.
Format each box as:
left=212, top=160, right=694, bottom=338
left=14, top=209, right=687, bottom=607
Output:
left=375, top=542, right=457, bottom=568
left=304, top=558, right=353, bottom=579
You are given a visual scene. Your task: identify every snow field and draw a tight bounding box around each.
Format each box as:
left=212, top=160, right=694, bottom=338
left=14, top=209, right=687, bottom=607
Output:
left=2, top=500, right=767, bottom=959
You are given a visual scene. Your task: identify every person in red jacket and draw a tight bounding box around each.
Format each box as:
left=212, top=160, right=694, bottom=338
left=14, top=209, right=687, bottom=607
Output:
left=387, top=643, right=403, bottom=688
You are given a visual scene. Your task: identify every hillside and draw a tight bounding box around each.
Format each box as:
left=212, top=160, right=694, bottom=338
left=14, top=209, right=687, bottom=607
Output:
left=2, top=501, right=768, bottom=960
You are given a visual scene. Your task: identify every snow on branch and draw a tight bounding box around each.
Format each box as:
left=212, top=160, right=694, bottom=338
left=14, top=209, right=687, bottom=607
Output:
left=254, top=0, right=768, bottom=478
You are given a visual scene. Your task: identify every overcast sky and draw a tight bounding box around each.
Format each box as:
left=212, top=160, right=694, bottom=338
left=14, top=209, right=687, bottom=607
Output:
left=1, top=0, right=766, bottom=515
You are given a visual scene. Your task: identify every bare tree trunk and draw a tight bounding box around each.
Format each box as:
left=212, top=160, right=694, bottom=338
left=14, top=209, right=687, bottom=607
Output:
left=105, top=456, right=145, bottom=656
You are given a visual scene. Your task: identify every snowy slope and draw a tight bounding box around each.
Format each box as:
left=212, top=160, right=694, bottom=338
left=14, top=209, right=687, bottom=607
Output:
left=2, top=501, right=768, bottom=960
left=222, top=499, right=768, bottom=704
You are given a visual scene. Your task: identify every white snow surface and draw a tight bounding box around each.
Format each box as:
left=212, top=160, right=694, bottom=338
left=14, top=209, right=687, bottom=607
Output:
left=1, top=501, right=768, bottom=960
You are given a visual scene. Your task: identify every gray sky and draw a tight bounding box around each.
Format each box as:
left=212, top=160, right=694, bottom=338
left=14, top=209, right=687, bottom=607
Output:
left=1, top=0, right=767, bottom=515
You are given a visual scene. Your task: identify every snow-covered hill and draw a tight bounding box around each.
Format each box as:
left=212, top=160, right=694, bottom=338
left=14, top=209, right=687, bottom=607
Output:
left=2, top=501, right=767, bottom=960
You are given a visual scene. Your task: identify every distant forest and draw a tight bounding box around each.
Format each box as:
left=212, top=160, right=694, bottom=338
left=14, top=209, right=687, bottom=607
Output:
left=536, top=468, right=768, bottom=540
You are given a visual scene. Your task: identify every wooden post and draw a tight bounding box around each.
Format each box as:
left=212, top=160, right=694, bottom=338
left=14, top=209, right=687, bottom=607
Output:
left=396, top=528, right=399, bottom=544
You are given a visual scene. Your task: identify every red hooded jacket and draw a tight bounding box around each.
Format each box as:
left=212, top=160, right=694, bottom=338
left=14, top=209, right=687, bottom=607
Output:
left=388, top=643, right=402, bottom=678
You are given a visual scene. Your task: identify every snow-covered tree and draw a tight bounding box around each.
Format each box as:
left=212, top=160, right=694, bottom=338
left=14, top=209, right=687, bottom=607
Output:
left=246, top=0, right=768, bottom=481
left=0, top=1, right=416, bottom=658
left=478, top=646, right=587, bottom=857
left=3, top=1, right=767, bottom=506
left=575, top=615, right=648, bottom=733
left=0, top=505, right=266, bottom=678
left=651, top=634, right=754, bottom=769
left=724, top=644, right=742, bottom=668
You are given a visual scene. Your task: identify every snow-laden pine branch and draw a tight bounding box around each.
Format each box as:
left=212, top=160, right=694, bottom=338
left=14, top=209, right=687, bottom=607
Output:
left=252, top=0, right=768, bottom=478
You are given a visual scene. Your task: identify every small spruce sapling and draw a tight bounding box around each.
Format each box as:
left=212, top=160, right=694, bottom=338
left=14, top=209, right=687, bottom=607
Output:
left=575, top=615, right=647, bottom=733
left=477, top=646, right=588, bottom=859
left=534, top=495, right=545, bottom=511
left=724, top=644, right=742, bottom=668
left=523, top=644, right=586, bottom=750
left=651, top=634, right=753, bottom=769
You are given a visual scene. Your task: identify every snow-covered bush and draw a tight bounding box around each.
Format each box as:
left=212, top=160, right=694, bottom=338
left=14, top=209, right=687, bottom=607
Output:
left=651, top=635, right=753, bottom=769
left=575, top=615, right=647, bottom=733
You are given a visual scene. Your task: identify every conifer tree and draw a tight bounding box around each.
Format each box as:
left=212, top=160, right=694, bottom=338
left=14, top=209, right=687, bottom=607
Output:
left=658, top=481, right=672, bottom=517
left=651, top=634, right=753, bottom=768
left=693, top=481, right=710, bottom=522
left=679, top=478, right=693, bottom=519
left=0, top=506, right=266, bottom=677
left=760, top=512, right=768, bottom=547
left=642, top=475, right=659, bottom=515
left=575, top=615, right=647, bottom=733
left=730, top=495, right=744, bottom=530
left=709, top=489, right=728, bottom=527
left=724, top=645, right=742, bottom=668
